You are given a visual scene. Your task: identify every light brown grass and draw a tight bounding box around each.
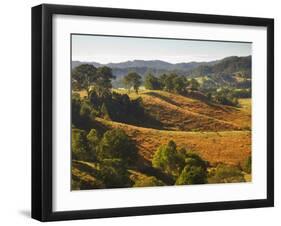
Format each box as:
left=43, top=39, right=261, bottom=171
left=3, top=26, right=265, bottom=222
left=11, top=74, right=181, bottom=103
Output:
left=96, top=118, right=251, bottom=167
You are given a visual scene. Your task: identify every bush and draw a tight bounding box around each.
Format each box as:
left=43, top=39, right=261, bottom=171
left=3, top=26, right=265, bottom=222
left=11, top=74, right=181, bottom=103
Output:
left=133, top=176, right=165, bottom=187
left=233, top=89, right=251, bottom=98
left=97, top=158, right=132, bottom=188
left=175, top=149, right=208, bottom=185
left=152, top=141, right=208, bottom=184
left=176, top=165, right=207, bottom=185
left=71, top=128, right=89, bottom=160
left=86, top=129, right=99, bottom=160
left=72, top=96, right=94, bottom=129
left=208, top=164, right=245, bottom=183
left=152, top=140, right=184, bottom=178
left=97, top=129, right=138, bottom=165
left=212, top=88, right=240, bottom=107
left=241, top=156, right=251, bottom=174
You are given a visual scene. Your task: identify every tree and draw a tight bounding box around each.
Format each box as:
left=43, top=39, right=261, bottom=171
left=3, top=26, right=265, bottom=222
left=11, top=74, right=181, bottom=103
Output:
left=72, top=128, right=89, bottom=160
left=176, top=165, right=207, bottom=185
left=71, top=96, right=93, bottom=130
left=86, top=129, right=100, bottom=160
left=71, top=64, right=97, bottom=96
left=172, top=76, right=187, bottom=94
left=94, top=66, right=115, bottom=97
left=144, top=73, right=161, bottom=90
left=152, top=140, right=184, bottom=178
left=97, top=158, right=132, bottom=188
left=164, top=74, right=177, bottom=92
left=213, top=87, right=239, bottom=107
left=100, top=103, right=111, bottom=120
left=123, top=72, right=142, bottom=94
left=188, top=78, right=200, bottom=91
left=97, top=129, right=138, bottom=165
left=175, top=152, right=207, bottom=185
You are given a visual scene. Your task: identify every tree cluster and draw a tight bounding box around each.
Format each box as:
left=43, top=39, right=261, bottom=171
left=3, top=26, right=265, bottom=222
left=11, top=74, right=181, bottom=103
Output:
left=72, top=64, right=115, bottom=97
left=122, top=72, right=142, bottom=94
left=152, top=140, right=208, bottom=185
left=144, top=73, right=200, bottom=94
left=72, top=128, right=138, bottom=188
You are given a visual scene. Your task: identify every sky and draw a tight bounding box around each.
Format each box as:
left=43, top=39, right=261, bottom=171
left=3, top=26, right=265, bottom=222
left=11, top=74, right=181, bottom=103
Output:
left=72, top=34, right=252, bottom=64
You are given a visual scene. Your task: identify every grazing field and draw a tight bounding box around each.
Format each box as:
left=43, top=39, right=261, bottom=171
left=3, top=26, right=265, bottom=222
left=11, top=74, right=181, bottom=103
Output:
left=71, top=38, right=252, bottom=190
left=96, top=117, right=251, bottom=166
left=113, top=89, right=251, bottom=131
left=75, top=89, right=251, bottom=167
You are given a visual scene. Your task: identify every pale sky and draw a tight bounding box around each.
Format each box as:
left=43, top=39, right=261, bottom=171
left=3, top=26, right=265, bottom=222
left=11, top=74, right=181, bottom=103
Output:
left=72, top=34, right=252, bottom=64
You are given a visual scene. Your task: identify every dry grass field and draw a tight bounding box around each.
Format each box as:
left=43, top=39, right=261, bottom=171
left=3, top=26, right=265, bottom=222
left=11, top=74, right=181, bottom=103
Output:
left=114, top=89, right=251, bottom=131
left=94, top=89, right=251, bottom=168
left=96, top=117, right=251, bottom=167
left=74, top=89, right=251, bottom=181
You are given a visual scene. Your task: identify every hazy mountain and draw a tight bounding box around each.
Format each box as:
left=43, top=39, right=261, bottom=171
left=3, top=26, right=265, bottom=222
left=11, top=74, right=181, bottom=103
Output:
left=72, top=56, right=251, bottom=79
left=72, top=59, right=218, bottom=77
left=189, top=56, right=251, bottom=77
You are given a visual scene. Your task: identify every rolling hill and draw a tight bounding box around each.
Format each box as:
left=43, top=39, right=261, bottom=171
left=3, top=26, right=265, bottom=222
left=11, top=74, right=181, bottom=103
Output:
left=113, top=90, right=251, bottom=131
left=90, top=90, right=251, bottom=167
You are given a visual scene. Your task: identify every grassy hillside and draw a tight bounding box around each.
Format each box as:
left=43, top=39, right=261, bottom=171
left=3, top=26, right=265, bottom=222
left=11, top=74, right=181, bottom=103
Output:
left=74, top=89, right=251, bottom=167
left=113, top=89, right=251, bottom=131
left=73, top=88, right=251, bottom=189
left=96, top=117, right=251, bottom=167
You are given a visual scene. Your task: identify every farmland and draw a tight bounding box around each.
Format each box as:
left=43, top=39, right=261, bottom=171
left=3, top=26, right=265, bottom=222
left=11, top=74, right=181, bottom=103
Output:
left=71, top=56, right=252, bottom=189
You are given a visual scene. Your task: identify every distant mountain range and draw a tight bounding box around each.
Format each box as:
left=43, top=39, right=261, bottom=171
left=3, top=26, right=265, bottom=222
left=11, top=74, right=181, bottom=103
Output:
left=72, top=59, right=219, bottom=77
left=72, top=56, right=251, bottom=80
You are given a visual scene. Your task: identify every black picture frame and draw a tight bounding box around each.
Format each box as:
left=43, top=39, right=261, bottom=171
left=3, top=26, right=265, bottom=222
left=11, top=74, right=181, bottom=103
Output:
left=32, top=3, right=274, bottom=222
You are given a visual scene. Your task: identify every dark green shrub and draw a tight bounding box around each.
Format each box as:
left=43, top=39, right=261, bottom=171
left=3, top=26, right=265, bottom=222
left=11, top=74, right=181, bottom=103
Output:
left=97, top=129, right=138, bottom=165
left=176, top=165, right=207, bottom=185
left=97, top=158, right=132, bottom=188
left=71, top=128, right=89, bottom=160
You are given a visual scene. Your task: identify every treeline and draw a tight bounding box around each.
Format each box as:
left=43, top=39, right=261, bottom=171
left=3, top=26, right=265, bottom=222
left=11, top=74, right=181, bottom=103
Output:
left=143, top=73, right=249, bottom=107
left=72, top=64, right=160, bottom=128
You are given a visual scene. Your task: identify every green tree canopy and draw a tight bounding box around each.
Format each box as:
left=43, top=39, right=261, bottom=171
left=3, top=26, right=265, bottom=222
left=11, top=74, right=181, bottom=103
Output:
left=176, top=164, right=207, bottom=185
left=152, top=140, right=184, bottom=178
left=97, top=158, right=132, bottom=188
left=72, top=128, right=89, bottom=160
left=172, top=76, right=187, bottom=94
left=152, top=140, right=208, bottom=184
left=123, top=72, right=142, bottom=93
left=144, top=73, right=161, bottom=90
left=97, top=129, right=138, bottom=165
left=94, top=66, right=115, bottom=97
left=164, top=74, right=177, bottom=92
left=71, top=64, right=97, bottom=94
left=188, top=78, right=200, bottom=91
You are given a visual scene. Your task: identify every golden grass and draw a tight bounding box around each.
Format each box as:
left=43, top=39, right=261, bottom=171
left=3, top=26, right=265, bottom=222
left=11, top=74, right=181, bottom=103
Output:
left=75, top=89, right=251, bottom=168
left=114, top=89, right=251, bottom=131
left=96, top=118, right=251, bottom=167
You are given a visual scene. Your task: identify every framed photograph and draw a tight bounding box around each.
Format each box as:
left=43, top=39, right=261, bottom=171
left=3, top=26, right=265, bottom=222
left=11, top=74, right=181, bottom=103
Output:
left=32, top=4, right=274, bottom=221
